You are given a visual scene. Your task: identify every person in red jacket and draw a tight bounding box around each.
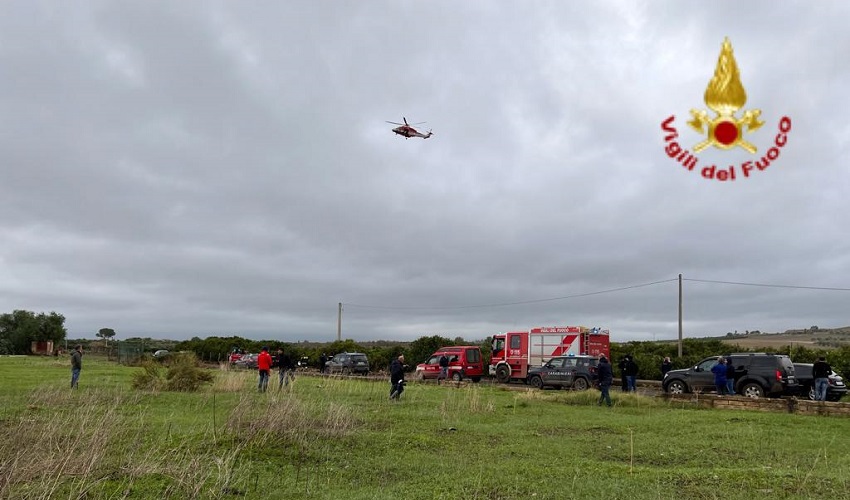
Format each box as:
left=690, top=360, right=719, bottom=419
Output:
left=257, top=346, right=273, bottom=392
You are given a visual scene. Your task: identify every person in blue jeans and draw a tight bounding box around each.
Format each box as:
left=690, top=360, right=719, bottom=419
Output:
left=70, top=345, right=83, bottom=389
left=812, top=357, right=832, bottom=401
left=725, top=358, right=736, bottom=395
left=623, top=355, right=639, bottom=392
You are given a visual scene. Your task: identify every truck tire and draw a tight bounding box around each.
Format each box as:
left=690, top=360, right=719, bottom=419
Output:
left=741, top=382, right=765, bottom=398
left=452, top=372, right=463, bottom=382
left=495, top=365, right=511, bottom=383
left=529, top=376, right=543, bottom=390
left=573, top=377, right=589, bottom=391
left=471, top=377, right=481, bottom=383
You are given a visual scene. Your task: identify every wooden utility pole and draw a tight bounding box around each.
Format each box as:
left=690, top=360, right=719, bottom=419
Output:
left=678, top=273, right=683, bottom=358
left=337, top=302, right=342, bottom=342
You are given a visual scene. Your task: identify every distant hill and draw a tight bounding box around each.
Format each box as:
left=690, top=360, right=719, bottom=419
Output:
left=702, top=326, right=850, bottom=350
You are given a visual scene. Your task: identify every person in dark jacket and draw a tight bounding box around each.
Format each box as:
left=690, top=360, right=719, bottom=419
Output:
left=623, top=355, right=639, bottom=392
left=725, top=358, right=736, bottom=395
left=276, top=348, right=295, bottom=389
left=70, top=345, right=83, bottom=389
left=319, top=353, right=327, bottom=374
left=618, top=357, right=629, bottom=392
left=389, top=355, right=406, bottom=400
left=597, top=355, right=614, bottom=407
left=661, top=357, right=672, bottom=377
left=437, top=354, right=449, bottom=385
left=812, top=357, right=832, bottom=401
left=711, top=357, right=727, bottom=395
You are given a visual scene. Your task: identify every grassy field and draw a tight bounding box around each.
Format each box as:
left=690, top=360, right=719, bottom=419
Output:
left=2, top=356, right=850, bottom=499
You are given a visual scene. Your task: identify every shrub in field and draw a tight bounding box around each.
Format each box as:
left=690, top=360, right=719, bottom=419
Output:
left=165, top=352, right=214, bottom=391
left=131, top=352, right=213, bottom=392
left=132, top=360, right=164, bottom=391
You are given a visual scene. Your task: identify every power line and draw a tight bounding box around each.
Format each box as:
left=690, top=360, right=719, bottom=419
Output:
left=684, top=277, right=850, bottom=292
left=344, top=278, right=678, bottom=311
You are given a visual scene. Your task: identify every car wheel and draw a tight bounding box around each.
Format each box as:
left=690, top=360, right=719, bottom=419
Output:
left=342, top=367, right=351, bottom=376
left=471, top=377, right=481, bottom=383
left=573, top=377, right=589, bottom=391
left=495, top=365, right=511, bottom=383
left=529, top=376, right=543, bottom=390
left=806, top=385, right=816, bottom=401
left=665, top=380, right=687, bottom=394
left=452, top=372, right=463, bottom=382
left=741, top=383, right=764, bottom=398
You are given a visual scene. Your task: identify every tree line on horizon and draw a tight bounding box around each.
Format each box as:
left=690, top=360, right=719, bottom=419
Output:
left=5, top=308, right=850, bottom=380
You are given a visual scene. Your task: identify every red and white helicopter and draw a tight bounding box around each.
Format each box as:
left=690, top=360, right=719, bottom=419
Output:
left=387, top=117, right=432, bottom=139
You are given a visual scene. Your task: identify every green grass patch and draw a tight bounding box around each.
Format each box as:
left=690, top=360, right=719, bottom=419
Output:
left=1, top=355, right=849, bottom=499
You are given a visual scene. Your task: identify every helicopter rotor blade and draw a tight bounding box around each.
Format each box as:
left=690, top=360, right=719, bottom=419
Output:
left=403, top=117, right=408, bottom=125
left=386, top=121, right=404, bottom=125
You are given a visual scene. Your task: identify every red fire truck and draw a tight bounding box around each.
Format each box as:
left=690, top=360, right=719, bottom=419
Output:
left=489, top=326, right=610, bottom=383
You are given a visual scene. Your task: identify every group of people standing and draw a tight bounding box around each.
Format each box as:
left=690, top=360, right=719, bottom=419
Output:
left=256, top=346, right=295, bottom=393
left=596, top=354, right=640, bottom=407
left=710, top=357, right=737, bottom=396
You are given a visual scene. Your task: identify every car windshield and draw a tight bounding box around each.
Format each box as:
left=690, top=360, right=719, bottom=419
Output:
left=547, top=358, right=566, bottom=368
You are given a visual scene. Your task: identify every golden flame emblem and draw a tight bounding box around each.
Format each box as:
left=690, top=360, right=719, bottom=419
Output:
left=687, top=37, right=764, bottom=153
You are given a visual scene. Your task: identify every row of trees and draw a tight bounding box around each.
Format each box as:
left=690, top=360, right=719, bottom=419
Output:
left=174, top=334, right=491, bottom=372
left=5, top=309, right=850, bottom=380
left=0, top=310, right=67, bottom=355
left=176, top=334, right=850, bottom=380
left=0, top=309, right=120, bottom=355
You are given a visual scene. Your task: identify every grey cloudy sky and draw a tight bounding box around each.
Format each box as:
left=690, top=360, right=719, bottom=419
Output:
left=1, top=1, right=848, bottom=343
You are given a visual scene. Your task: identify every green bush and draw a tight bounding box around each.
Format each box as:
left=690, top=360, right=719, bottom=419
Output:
left=131, top=352, right=213, bottom=392
left=131, top=361, right=163, bottom=391
left=165, top=352, right=214, bottom=391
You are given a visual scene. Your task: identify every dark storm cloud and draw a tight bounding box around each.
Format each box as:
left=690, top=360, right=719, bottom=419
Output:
left=0, top=0, right=848, bottom=343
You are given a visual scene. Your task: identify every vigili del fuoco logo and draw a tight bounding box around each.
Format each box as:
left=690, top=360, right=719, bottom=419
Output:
left=661, top=37, right=791, bottom=181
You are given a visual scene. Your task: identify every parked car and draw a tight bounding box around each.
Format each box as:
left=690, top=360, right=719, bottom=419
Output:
left=152, top=350, right=170, bottom=359
left=793, top=363, right=848, bottom=401
left=414, top=346, right=484, bottom=382
left=325, top=352, right=370, bottom=375
left=234, top=353, right=258, bottom=370
left=663, top=353, right=798, bottom=398
left=526, top=355, right=599, bottom=390
left=229, top=348, right=245, bottom=365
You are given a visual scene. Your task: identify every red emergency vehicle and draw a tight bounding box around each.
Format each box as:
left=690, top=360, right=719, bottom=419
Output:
left=489, top=326, right=610, bottom=383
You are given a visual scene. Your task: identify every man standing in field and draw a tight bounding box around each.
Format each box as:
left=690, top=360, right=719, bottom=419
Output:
left=276, top=348, right=295, bottom=389
left=389, top=355, right=405, bottom=400
left=597, top=355, right=613, bottom=407
left=257, top=346, right=273, bottom=393
left=437, top=353, right=449, bottom=385
left=812, top=356, right=832, bottom=401
left=70, top=345, right=83, bottom=389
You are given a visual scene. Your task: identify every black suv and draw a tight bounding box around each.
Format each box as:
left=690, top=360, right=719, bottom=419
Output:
left=326, top=352, right=370, bottom=375
left=793, top=363, right=848, bottom=401
left=527, top=355, right=598, bottom=391
left=662, top=353, right=798, bottom=398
